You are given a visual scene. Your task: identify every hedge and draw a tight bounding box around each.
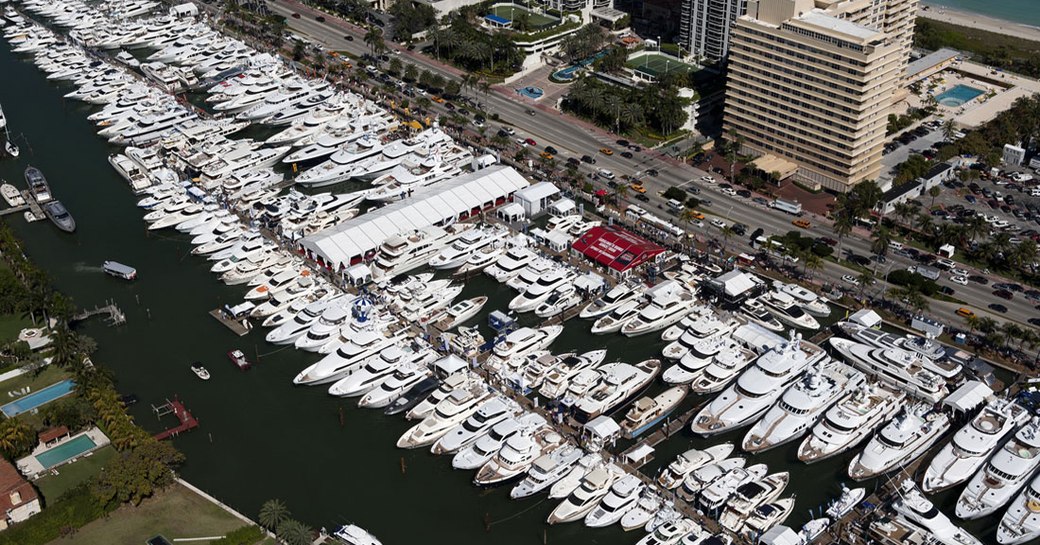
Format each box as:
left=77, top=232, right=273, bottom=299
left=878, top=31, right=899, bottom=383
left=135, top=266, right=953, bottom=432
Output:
left=0, top=484, right=116, bottom=545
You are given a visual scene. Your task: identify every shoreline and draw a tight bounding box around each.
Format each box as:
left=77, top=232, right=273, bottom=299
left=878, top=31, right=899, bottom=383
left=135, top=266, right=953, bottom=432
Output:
left=919, top=4, right=1040, bottom=43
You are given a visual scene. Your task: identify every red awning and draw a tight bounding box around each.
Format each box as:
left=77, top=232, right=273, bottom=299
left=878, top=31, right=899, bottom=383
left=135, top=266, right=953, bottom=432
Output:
left=571, top=225, right=665, bottom=272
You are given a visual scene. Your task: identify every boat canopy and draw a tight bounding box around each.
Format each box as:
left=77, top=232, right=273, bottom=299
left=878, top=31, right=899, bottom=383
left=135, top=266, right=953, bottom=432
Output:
left=432, top=354, right=467, bottom=378
left=943, top=380, right=993, bottom=414
left=581, top=415, right=620, bottom=448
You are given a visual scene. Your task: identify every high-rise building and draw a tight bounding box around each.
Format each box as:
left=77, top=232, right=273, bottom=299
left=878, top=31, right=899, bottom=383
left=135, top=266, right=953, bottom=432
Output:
left=679, top=0, right=748, bottom=63
left=722, top=0, right=918, bottom=192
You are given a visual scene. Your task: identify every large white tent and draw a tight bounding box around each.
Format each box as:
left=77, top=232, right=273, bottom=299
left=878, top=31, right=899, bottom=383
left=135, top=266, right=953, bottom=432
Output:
left=298, top=166, right=529, bottom=271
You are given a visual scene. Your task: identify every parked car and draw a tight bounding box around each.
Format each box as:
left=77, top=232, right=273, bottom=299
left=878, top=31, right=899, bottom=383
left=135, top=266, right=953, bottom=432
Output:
left=581, top=155, right=595, bottom=164
left=988, top=303, right=1008, bottom=313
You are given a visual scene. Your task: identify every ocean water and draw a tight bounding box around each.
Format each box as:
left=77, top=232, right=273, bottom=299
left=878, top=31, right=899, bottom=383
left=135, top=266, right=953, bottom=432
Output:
left=922, top=0, right=1040, bottom=29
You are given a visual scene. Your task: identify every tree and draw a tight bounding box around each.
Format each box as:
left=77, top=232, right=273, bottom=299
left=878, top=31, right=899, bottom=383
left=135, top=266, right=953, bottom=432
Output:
left=387, top=57, right=403, bottom=77
left=364, top=28, right=386, bottom=56
left=278, top=519, right=314, bottom=545
left=892, top=202, right=917, bottom=230
left=1000, top=321, right=1023, bottom=348
left=92, top=441, right=184, bottom=506
left=403, top=64, right=419, bottom=82
left=418, top=69, right=434, bottom=89
left=444, top=79, right=461, bottom=98
left=832, top=211, right=855, bottom=258
left=802, top=252, right=823, bottom=278
left=942, top=119, right=956, bottom=142
left=928, top=185, right=942, bottom=208
left=429, top=74, right=446, bottom=92
left=0, top=418, right=34, bottom=459
left=719, top=225, right=735, bottom=254
left=259, top=499, right=290, bottom=530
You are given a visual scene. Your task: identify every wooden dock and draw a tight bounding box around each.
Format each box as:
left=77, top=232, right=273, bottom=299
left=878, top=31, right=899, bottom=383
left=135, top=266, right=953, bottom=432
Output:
left=153, top=398, right=199, bottom=440
left=72, top=300, right=126, bottom=326
left=618, top=400, right=708, bottom=469
left=209, top=308, right=252, bottom=336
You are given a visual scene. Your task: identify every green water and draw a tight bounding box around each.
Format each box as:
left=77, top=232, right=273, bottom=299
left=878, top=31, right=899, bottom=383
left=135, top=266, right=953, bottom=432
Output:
left=0, top=41, right=1000, bottom=544
left=36, top=434, right=97, bottom=469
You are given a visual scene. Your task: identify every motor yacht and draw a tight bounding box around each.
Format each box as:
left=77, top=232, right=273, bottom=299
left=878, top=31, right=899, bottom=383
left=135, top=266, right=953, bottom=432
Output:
left=405, top=371, right=484, bottom=421
left=547, top=465, right=619, bottom=524
left=293, top=327, right=407, bottom=385
left=366, top=153, right=468, bottom=203
left=620, top=491, right=663, bottom=532
left=923, top=397, right=1029, bottom=493
left=505, top=258, right=558, bottom=293
left=957, top=417, right=1040, bottom=519
left=474, top=426, right=564, bottom=485
left=719, top=472, right=789, bottom=532
left=488, top=326, right=563, bottom=374
left=847, top=404, right=951, bottom=481
left=358, top=364, right=432, bottom=409
left=740, top=498, right=795, bottom=540
left=690, top=334, right=825, bottom=436
left=510, top=444, right=584, bottom=499
left=327, top=345, right=438, bottom=397
left=331, top=524, right=382, bottom=545
left=645, top=501, right=683, bottom=533
left=371, top=224, right=474, bottom=279
left=742, top=361, right=865, bottom=453
left=428, top=296, right=487, bottom=331
left=677, top=457, right=747, bottom=503
left=484, top=246, right=538, bottom=282
left=621, top=282, right=697, bottom=337
left=773, top=280, right=831, bottom=316
left=892, top=479, right=982, bottom=545
left=636, top=518, right=700, bottom=545
left=621, top=386, right=687, bottom=439
left=697, top=463, right=769, bottom=515
left=537, top=350, right=608, bottom=400
left=998, top=472, right=1040, bottom=544
left=428, top=227, right=506, bottom=270
left=739, top=298, right=785, bottom=332
left=549, top=455, right=606, bottom=499
left=661, top=312, right=739, bottom=363
left=687, top=343, right=759, bottom=394
left=430, top=397, right=518, bottom=455
left=657, top=444, right=735, bottom=490
left=797, top=382, right=906, bottom=463
left=584, top=474, right=643, bottom=528
left=244, top=268, right=311, bottom=300
left=755, top=291, right=820, bottom=330
left=579, top=281, right=644, bottom=320
left=453, top=413, right=546, bottom=471
left=534, top=285, right=583, bottom=318
left=295, top=135, right=385, bottom=187
left=836, top=321, right=952, bottom=375
left=829, top=337, right=950, bottom=403
left=249, top=277, right=327, bottom=319
left=396, top=387, right=494, bottom=449
left=590, top=300, right=642, bottom=335
left=509, top=267, right=576, bottom=313
left=573, top=359, right=661, bottom=423
left=825, top=484, right=865, bottom=520
left=265, top=296, right=345, bottom=343
left=664, top=334, right=741, bottom=385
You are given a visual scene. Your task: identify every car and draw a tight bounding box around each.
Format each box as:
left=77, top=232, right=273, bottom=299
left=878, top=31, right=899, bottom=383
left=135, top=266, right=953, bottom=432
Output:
left=621, top=151, right=633, bottom=159
left=540, top=151, right=553, bottom=160
left=950, top=275, right=969, bottom=285
left=685, top=186, right=701, bottom=195
left=792, top=219, right=811, bottom=229
left=750, top=228, right=764, bottom=241
left=344, top=35, right=355, bottom=41
left=988, top=303, right=1008, bottom=313
left=956, top=307, right=976, bottom=318
left=736, top=189, right=752, bottom=198
left=951, top=268, right=969, bottom=277
left=710, top=218, right=727, bottom=229
left=968, top=275, right=988, bottom=285
left=566, top=157, right=579, bottom=166
left=701, top=175, right=716, bottom=184
left=503, top=127, right=515, bottom=135
left=524, top=138, right=537, bottom=146
left=599, top=147, right=614, bottom=156
left=635, top=194, right=650, bottom=202
left=700, top=199, right=713, bottom=207
left=598, top=169, right=615, bottom=179
left=629, top=183, right=646, bottom=193
left=544, top=146, right=558, bottom=155
left=719, top=183, right=732, bottom=190
left=581, top=155, right=595, bottom=164
left=816, top=237, right=838, bottom=246
left=939, top=286, right=955, bottom=296
left=1029, top=318, right=1040, bottom=327
left=732, top=224, right=747, bottom=236
left=688, top=211, right=705, bottom=220
left=473, top=118, right=485, bottom=128
left=630, top=145, right=642, bottom=152
left=1025, top=289, right=1040, bottom=301
left=291, top=12, right=301, bottom=18
left=993, top=289, right=1014, bottom=300
left=647, top=169, right=659, bottom=177
left=752, top=197, right=769, bottom=206
left=525, top=109, right=536, bottom=116
left=316, top=15, right=326, bottom=22
left=616, top=139, right=629, bottom=147
left=721, top=187, right=737, bottom=197
left=842, top=274, right=860, bottom=286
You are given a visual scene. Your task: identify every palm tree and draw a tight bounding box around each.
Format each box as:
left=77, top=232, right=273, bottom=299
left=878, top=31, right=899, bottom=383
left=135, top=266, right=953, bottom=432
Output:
left=603, top=94, right=623, bottom=134
left=719, top=225, right=735, bottom=254
left=678, top=208, right=698, bottom=239
left=916, top=213, right=933, bottom=240
left=278, top=519, right=313, bottom=545
left=802, top=251, right=823, bottom=278
left=855, top=271, right=874, bottom=298
left=870, top=226, right=892, bottom=274
left=832, top=212, right=855, bottom=258
left=1009, top=240, right=1038, bottom=272
left=964, top=215, right=987, bottom=243
left=364, top=28, right=385, bottom=57
left=1000, top=322, right=1024, bottom=348
left=928, top=185, right=942, bottom=209
left=942, top=119, right=956, bottom=142
left=619, top=103, right=643, bottom=132
left=893, top=202, right=916, bottom=230
left=259, top=499, right=290, bottom=530
left=613, top=183, right=629, bottom=205
left=0, top=419, right=32, bottom=458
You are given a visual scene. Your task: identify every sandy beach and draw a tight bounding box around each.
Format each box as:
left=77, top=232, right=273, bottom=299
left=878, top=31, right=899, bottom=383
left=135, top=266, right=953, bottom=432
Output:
left=919, top=4, right=1040, bottom=43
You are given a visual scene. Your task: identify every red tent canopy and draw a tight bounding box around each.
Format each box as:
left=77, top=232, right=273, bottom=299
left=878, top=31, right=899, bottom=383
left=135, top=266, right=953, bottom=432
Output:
left=571, top=225, right=665, bottom=272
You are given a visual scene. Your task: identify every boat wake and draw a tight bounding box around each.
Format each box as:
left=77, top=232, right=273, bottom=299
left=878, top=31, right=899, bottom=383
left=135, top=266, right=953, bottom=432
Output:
left=73, top=263, right=105, bottom=273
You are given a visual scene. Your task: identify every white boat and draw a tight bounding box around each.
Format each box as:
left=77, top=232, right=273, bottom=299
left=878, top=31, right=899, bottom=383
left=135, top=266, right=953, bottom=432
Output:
left=740, top=497, right=795, bottom=539
left=533, top=285, right=582, bottom=318
left=452, top=413, right=546, bottom=471
left=538, top=350, right=609, bottom=400
left=836, top=321, right=953, bottom=376
left=847, top=404, right=951, bottom=481
left=687, top=343, right=759, bottom=395
left=755, top=291, right=820, bottom=330
left=548, top=455, right=605, bottom=499
left=395, top=387, right=493, bottom=449
left=428, top=227, right=506, bottom=270
left=293, top=328, right=406, bottom=385
left=957, top=417, right=1040, bottom=520
left=430, top=396, right=517, bottom=455
left=510, top=445, right=585, bottom=499
left=546, top=465, right=619, bottom=524
left=636, top=518, right=700, bottom=545
left=621, top=281, right=697, bottom=337
left=622, top=492, right=664, bottom=532
left=265, top=296, right=347, bottom=344
left=484, top=246, right=538, bottom=282
left=473, top=426, right=563, bottom=485
left=371, top=224, right=474, bottom=279
left=677, top=457, right=747, bottom=503
left=740, top=298, right=785, bottom=332
left=584, top=474, right=643, bottom=528
left=797, top=382, right=906, bottom=463
left=923, top=397, right=1030, bottom=493
left=998, top=472, right=1040, bottom=544
left=488, top=326, right=563, bottom=372
left=620, top=386, right=687, bottom=439
left=590, top=299, right=642, bottom=335
left=191, top=363, right=210, bottom=380
left=798, top=518, right=831, bottom=545
left=295, top=135, right=385, bottom=187
left=892, top=479, right=981, bottom=545
left=327, top=345, right=438, bottom=397
left=405, top=371, right=484, bottom=421
left=697, top=463, right=769, bottom=514
left=829, top=337, right=950, bottom=403
left=0, top=183, right=24, bottom=207
left=742, top=361, right=865, bottom=453
left=690, top=334, right=825, bottom=436
left=431, top=296, right=486, bottom=331
left=719, top=472, right=790, bottom=532
left=656, top=444, right=735, bottom=490
left=573, top=359, right=661, bottom=423
left=825, top=484, right=865, bottom=519
left=661, top=312, right=739, bottom=364
left=578, top=281, right=644, bottom=320
left=773, top=280, right=831, bottom=316
left=358, top=365, right=432, bottom=409
left=331, top=524, right=382, bottom=545
left=508, top=267, right=575, bottom=313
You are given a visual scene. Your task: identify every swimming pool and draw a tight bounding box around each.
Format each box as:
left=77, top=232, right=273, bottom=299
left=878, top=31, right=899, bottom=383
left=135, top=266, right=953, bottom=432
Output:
left=35, top=434, right=97, bottom=469
left=1, top=379, right=76, bottom=417
left=935, top=85, right=984, bottom=107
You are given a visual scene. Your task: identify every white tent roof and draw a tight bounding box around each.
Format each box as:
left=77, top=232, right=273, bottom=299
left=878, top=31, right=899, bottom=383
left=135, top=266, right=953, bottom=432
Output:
left=550, top=198, right=576, bottom=214
left=574, top=271, right=606, bottom=292
left=583, top=415, right=620, bottom=439
left=498, top=202, right=524, bottom=218
left=300, top=166, right=529, bottom=269
left=514, top=181, right=560, bottom=202
left=433, top=355, right=468, bottom=376
left=848, top=309, right=882, bottom=328
left=943, top=380, right=993, bottom=412
left=625, top=444, right=654, bottom=464
left=759, top=526, right=800, bottom=545
left=345, top=264, right=371, bottom=281
left=713, top=270, right=758, bottom=297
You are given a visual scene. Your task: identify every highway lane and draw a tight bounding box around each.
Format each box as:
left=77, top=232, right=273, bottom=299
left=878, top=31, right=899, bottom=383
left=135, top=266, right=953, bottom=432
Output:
left=266, top=1, right=1038, bottom=328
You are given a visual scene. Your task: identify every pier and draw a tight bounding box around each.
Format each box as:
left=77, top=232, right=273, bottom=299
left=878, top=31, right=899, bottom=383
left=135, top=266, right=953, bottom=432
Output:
left=209, top=308, right=252, bottom=336
left=72, top=300, right=126, bottom=326
left=152, top=397, right=199, bottom=440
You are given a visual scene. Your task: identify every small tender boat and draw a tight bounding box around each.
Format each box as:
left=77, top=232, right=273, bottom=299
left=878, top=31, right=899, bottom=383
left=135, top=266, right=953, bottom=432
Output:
left=43, top=200, right=76, bottom=233
left=4, top=139, right=17, bottom=158
left=0, top=183, right=24, bottom=207
left=191, top=363, right=210, bottom=380
left=332, top=523, right=382, bottom=545
left=227, top=349, right=252, bottom=370
left=103, top=260, right=137, bottom=280
left=826, top=484, right=865, bottom=519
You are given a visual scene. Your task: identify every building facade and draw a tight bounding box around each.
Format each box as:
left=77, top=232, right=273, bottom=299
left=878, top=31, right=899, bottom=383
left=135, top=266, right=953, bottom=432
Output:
left=723, top=0, right=918, bottom=192
left=0, top=459, right=41, bottom=531
left=678, top=0, right=748, bottom=63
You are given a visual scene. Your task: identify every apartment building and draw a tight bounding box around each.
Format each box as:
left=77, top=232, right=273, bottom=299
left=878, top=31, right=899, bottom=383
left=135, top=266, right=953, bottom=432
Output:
left=678, top=0, right=748, bottom=63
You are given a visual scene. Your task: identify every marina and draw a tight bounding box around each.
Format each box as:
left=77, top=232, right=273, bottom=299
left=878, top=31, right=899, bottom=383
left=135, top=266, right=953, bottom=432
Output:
left=0, top=2, right=1030, bottom=545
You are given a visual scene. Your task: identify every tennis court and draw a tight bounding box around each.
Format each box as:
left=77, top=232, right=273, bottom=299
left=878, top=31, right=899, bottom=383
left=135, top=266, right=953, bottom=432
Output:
left=488, top=4, right=560, bottom=31
left=627, top=52, right=695, bottom=80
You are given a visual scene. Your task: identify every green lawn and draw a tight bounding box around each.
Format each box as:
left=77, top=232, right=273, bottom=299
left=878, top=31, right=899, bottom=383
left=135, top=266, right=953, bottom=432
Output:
left=626, top=52, right=695, bottom=78
left=0, top=313, right=33, bottom=343
left=48, top=482, right=249, bottom=545
left=0, top=365, right=70, bottom=400
left=489, top=5, right=559, bottom=30
left=34, top=445, right=117, bottom=502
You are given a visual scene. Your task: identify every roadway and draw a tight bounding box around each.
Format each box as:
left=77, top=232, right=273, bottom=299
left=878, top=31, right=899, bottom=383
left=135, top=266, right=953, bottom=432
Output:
left=265, top=0, right=1039, bottom=330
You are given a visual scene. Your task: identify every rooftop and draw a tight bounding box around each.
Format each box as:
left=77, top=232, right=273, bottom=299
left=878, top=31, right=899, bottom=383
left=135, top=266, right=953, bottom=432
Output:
left=571, top=225, right=665, bottom=272
left=907, top=48, right=960, bottom=79
left=791, top=10, right=881, bottom=42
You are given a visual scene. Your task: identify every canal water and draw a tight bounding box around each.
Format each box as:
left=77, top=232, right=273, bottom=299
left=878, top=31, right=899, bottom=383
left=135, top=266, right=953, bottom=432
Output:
left=0, top=41, right=999, bottom=543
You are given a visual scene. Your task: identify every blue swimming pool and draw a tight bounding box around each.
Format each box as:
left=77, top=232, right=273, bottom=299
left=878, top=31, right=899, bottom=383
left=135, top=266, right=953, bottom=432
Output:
left=35, top=434, right=97, bottom=469
left=1, top=379, right=76, bottom=417
left=935, top=85, right=984, bottom=107
left=517, top=86, right=543, bottom=99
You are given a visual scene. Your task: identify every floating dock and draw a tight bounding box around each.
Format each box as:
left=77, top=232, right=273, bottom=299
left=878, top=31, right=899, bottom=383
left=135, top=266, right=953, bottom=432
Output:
left=209, top=308, right=252, bottom=336
left=152, top=398, right=199, bottom=440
